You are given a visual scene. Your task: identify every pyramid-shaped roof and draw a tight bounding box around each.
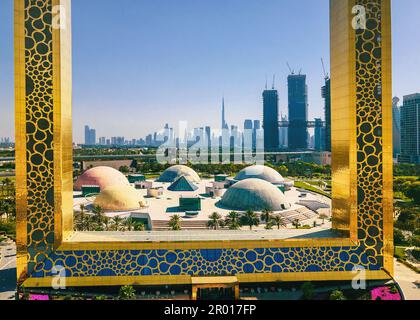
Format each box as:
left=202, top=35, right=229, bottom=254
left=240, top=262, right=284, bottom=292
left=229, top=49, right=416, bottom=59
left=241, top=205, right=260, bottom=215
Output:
left=167, top=175, right=198, bottom=192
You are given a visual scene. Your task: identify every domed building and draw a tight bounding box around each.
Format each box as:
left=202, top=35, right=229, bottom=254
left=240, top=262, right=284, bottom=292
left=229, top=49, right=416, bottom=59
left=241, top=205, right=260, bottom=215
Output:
left=74, top=166, right=129, bottom=191
left=235, top=165, right=285, bottom=185
left=157, top=165, right=201, bottom=183
left=94, top=185, right=146, bottom=211
left=219, top=179, right=290, bottom=211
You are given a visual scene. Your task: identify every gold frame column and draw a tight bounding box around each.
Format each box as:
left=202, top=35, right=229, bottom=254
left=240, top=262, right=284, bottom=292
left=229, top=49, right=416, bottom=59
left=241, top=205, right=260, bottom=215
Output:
left=15, top=0, right=73, bottom=283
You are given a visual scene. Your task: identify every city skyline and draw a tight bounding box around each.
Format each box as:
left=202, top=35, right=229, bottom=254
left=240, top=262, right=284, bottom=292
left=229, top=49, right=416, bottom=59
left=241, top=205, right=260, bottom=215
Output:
left=1, top=0, right=420, bottom=144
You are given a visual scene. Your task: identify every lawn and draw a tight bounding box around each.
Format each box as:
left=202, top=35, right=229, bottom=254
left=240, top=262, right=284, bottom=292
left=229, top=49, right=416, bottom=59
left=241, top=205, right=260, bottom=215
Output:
left=294, top=181, right=332, bottom=199
left=394, top=246, right=407, bottom=260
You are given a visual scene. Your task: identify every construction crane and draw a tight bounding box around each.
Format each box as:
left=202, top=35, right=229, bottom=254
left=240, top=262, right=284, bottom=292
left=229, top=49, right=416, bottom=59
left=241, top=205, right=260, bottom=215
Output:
left=321, top=58, right=329, bottom=80
left=286, top=62, right=295, bottom=75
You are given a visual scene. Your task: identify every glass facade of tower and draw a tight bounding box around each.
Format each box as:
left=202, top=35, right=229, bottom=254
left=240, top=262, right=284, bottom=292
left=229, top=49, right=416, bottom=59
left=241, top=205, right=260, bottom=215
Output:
left=288, top=75, right=308, bottom=150
left=263, top=89, right=279, bottom=151
left=399, top=94, right=420, bottom=164
left=322, top=78, right=331, bottom=152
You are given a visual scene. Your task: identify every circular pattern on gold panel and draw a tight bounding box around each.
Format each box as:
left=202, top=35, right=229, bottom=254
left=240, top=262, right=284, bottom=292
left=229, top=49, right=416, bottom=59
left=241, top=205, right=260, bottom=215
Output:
left=24, top=0, right=55, bottom=270
left=24, top=0, right=386, bottom=279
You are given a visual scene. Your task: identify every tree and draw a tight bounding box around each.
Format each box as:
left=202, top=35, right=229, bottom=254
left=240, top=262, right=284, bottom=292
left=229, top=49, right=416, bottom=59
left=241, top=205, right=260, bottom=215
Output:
left=119, top=166, right=130, bottom=174
left=168, top=215, right=181, bottom=231
left=319, top=213, right=329, bottom=225
left=292, top=219, right=301, bottom=229
left=405, top=182, right=420, bottom=205
left=118, top=285, right=136, bottom=300
left=396, top=208, right=419, bottom=232
left=301, top=282, right=315, bottom=300
left=240, top=210, right=259, bottom=230
left=329, top=290, right=346, bottom=300
left=224, top=211, right=241, bottom=230
left=124, top=217, right=135, bottom=231
left=411, top=235, right=420, bottom=248
left=261, top=209, right=273, bottom=225
left=134, top=222, right=145, bottom=231
left=92, top=205, right=109, bottom=231
left=92, top=205, right=104, bottom=223
left=207, top=212, right=223, bottom=230
left=394, top=229, right=407, bottom=246
left=271, top=216, right=287, bottom=230
left=112, top=216, right=124, bottom=231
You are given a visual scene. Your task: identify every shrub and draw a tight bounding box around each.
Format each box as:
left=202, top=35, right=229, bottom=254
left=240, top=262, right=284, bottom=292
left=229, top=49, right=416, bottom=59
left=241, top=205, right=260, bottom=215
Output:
left=118, top=285, right=136, bottom=300
left=329, top=290, right=346, bottom=300
left=301, top=282, right=315, bottom=300
left=394, top=229, right=408, bottom=246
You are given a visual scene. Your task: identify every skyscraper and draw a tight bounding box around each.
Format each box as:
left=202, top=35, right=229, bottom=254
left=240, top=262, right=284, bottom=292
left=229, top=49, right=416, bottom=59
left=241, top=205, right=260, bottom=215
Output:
left=221, top=97, right=228, bottom=130
left=399, top=93, right=420, bottom=164
left=263, top=87, right=279, bottom=152
left=322, top=77, right=331, bottom=152
left=252, top=120, right=261, bottom=151
left=288, top=74, right=308, bottom=150
left=279, top=114, right=288, bottom=149
left=244, top=120, right=253, bottom=130
left=205, top=126, right=211, bottom=148
left=84, top=125, right=96, bottom=145
left=392, top=97, right=401, bottom=158
left=314, top=118, right=325, bottom=151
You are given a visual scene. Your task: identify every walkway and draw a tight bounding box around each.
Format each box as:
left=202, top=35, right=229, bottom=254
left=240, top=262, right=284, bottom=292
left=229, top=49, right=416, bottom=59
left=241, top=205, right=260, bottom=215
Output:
left=394, top=259, right=420, bottom=300
left=0, top=241, right=16, bottom=300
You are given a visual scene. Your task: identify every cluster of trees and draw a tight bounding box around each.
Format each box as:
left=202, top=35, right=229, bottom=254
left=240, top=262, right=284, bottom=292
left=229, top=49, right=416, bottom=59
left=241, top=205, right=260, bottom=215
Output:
left=0, top=162, right=15, bottom=170
left=167, top=210, right=292, bottom=232
left=135, top=161, right=331, bottom=179
left=0, top=178, right=16, bottom=240
left=73, top=204, right=145, bottom=232
left=393, top=172, right=420, bottom=250
left=394, top=164, right=420, bottom=177
left=74, top=148, right=141, bottom=156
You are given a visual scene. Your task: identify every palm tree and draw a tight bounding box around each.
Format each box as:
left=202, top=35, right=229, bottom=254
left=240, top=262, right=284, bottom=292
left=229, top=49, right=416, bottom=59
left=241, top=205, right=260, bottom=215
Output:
left=112, top=216, right=124, bottom=231
left=240, top=210, right=259, bottom=230
left=92, top=205, right=104, bottom=223
left=124, top=217, right=135, bottom=231
left=292, top=219, right=301, bottom=229
left=271, top=216, right=287, bottom=230
left=92, top=205, right=111, bottom=230
left=134, top=222, right=145, bottom=231
left=207, top=212, right=223, bottom=230
left=224, top=211, right=241, bottom=230
left=261, top=209, right=273, bottom=225
left=74, top=204, right=87, bottom=231
left=168, top=214, right=181, bottom=231
left=265, top=222, right=273, bottom=230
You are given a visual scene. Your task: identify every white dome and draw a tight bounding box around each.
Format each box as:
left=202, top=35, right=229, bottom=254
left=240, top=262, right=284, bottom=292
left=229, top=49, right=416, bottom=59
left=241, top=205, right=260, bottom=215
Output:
left=157, top=165, right=200, bottom=183
left=235, top=165, right=284, bottom=184
left=220, top=179, right=289, bottom=211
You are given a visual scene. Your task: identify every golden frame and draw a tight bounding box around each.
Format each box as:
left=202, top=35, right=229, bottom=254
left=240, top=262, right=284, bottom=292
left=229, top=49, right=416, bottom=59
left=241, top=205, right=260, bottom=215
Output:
left=15, top=0, right=393, bottom=288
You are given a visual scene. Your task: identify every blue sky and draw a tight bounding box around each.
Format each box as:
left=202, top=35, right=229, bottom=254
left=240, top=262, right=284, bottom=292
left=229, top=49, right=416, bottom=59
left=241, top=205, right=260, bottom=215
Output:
left=1, top=0, right=420, bottom=143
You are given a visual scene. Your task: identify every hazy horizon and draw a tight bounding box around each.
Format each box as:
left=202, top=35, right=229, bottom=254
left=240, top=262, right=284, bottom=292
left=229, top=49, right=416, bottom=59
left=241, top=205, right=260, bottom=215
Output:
left=1, top=0, right=420, bottom=144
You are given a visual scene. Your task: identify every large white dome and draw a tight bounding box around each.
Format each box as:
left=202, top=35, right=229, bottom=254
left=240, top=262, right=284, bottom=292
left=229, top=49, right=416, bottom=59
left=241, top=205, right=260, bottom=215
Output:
left=157, top=165, right=200, bottom=183
left=235, top=165, right=284, bottom=184
left=220, top=178, right=289, bottom=211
